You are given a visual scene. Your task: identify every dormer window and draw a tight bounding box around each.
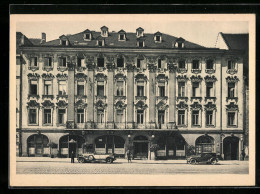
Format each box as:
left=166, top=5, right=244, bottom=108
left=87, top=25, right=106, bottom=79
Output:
left=59, top=35, right=69, bottom=46
left=101, top=26, right=108, bottom=37
left=120, top=34, right=125, bottom=40
left=97, top=40, right=104, bottom=47
left=84, top=33, right=91, bottom=40
left=118, top=30, right=126, bottom=41
left=154, top=31, right=162, bottom=43
left=174, top=37, right=185, bottom=48
left=136, top=27, right=144, bottom=38
left=61, top=40, right=67, bottom=46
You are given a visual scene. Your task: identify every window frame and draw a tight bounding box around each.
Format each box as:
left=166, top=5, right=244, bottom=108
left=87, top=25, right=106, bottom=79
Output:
left=206, top=110, right=214, bottom=126
left=97, top=57, right=105, bottom=67
left=192, top=82, right=200, bottom=97
left=43, top=108, right=52, bottom=125
left=58, top=57, right=67, bottom=67
left=57, top=108, right=66, bottom=125
left=43, top=80, right=53, bottom=95
left=29, top=79, right=38, bottom=95
left=177, top=110, right=186, bottom=126
left=58, top=80, right=67, bottom=95
left=192, top=60, right=200, bottom=70
left=28, top=108, right=38, bottom=125
left=137, top=110, right=144, bottom=124
left=30, top=57, right=38, bottom=67
left=178, top=81, right=186, bottom=97
left=228, top=82, right=236, bottom=98
left=77, top=109, right=85, bottom=123
left=192, top=110, right=201, bottom=127
left=227, top=111, right=237, bottom=127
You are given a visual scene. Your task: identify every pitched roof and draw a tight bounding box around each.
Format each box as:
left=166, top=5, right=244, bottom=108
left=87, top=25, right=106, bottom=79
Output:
left=16, top=32, right=33, bottom=54
left=221, top=33, right=248, bottom=51
left=41, top=30, right=206, bottom=49
left=29, top=38, right=42, bottom=45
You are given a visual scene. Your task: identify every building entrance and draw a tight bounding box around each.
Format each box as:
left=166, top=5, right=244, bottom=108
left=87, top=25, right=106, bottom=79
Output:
left=27, top=134, right=49, bottom=157
left=133, top=135, right=149, bottom=159
left=223, top=136, right=239, bottom=160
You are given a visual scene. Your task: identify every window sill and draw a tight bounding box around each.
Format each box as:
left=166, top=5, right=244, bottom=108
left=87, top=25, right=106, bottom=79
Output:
left=206, top=125, right=215, bottom=128
left=205, top=69, right=215, bottom=74
left=43, top=124, right=53, bottom=126
left=227, top=125, right=238, bottom=128
left=28, top=124, right=39, bottom=126
left=191, top=125, right=201, bottom=128
left=191, top=69, right=201, bottom=74
left=177, top=125, right=187, bottom=128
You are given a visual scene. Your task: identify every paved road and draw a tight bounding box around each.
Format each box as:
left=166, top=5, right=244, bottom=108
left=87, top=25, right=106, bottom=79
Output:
left=16, top=158, right=249, bottom=174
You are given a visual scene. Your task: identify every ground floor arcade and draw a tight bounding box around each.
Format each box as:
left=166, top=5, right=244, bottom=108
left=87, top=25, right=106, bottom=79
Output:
left=17, top=130, right=244, bottom=160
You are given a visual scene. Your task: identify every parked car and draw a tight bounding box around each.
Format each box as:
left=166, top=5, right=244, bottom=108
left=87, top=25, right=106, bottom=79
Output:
left=77, top=153, right=116, bottom=163
left=187, top=153, right=218, bottom=165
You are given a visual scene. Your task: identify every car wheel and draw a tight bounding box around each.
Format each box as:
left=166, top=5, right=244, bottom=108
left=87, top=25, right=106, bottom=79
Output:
left=88, top=155, right=94, bottom=161
left=106, top=158, right=113, bottom=163
left=190, top=159, right=197, bottom=165
left=211, top=159, right=217, bottom=165
left=78, top=158, right=85, bottom=163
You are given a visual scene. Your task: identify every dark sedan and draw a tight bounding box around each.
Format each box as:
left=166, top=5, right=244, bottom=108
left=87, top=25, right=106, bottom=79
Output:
left=187, top=153, right=219, bottom=165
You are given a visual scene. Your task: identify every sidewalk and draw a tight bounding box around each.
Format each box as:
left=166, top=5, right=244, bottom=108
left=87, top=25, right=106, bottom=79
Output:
left=16, top=157, right=248, bottom=165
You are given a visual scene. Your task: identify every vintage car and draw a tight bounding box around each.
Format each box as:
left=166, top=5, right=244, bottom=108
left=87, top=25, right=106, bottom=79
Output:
left=77, top=153, right=116, bottom=163
left=186, top=153, right=218, bottom=165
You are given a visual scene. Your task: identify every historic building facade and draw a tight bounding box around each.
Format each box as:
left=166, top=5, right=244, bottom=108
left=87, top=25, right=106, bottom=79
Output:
left=16, top=27, right=245, bottom=160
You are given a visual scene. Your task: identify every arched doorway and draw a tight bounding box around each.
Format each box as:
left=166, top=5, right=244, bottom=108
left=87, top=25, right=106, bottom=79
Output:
left=133, top=135, right=149, bottom=159
left=94, top=135, right=125, bottom=157
left=223, top=136, right=239, bottom=160
left=27, top=134, right=49, bottom=157
left=59, top=135, right=85, bottom=158
left=195, top=135, right=215, bottom=154
left=156, top=134, right=186, bottom=159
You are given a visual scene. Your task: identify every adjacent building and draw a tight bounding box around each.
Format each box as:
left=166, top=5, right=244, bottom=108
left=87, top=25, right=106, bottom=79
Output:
left=16, top=27, right=246, bottom=160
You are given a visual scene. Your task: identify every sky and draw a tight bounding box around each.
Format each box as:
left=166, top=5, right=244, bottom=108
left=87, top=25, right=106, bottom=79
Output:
left=15, top=14, right=249, bottom=48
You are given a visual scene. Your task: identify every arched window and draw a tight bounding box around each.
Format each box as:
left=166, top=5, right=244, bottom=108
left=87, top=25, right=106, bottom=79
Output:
left=27, top=134, right=49, bottom=156
left=195, top=135, right=214, bottom=154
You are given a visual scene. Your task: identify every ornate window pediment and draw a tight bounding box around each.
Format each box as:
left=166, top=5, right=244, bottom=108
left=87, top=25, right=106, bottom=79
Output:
left=42, top=100, right=54, bottom=108
left=75, top=100, right=87, bottom=109
left=190, top=75, right=203, bottom=82
left=42, top=73, right=55, bottom=80
left=135, top=73, right=148, bottom=82
left=114, top=73, right=126, bottom=81
left=75, top=73, right=87, bottom=81
left=156, top=101, right=169, bottom=110
left=146, top=56, right=157, bottom=64
left=27, top=73, right=40, bottom=80
left=226, top=102, right=239, bottom=111
left=226, top=76, right=239, bottom=83
left=156, top=74, right=168, bottom=82
left=95, top=73, right=107, bottom=81
left=135, top=100, right=148, bottom=110
left=84, top=55, right=95, bottom=64
left=204, top=75, right=217, bottom=82
left=114, top=100, right=126, bottom=110
left=136, top=54, right=145, bottom=60
left=56, top=100, right=68, bottom=108
left=190, top=102, right=202, bottom=110
left=27, top=100, right=40, bottom=108
left=177, top=75, right=189, bottom=82
left=204, top=102, right=217, bottom=111
left=148, top=64, right=157, bottom=72
left=176, top=101, right=188, bottom=110
left=95, top=100, right=107, bottom=109
left=56, top=73, right=68, bottom=80
left=167, top=63, right=177, bottom=73
left=167, top=57, right=177, bottom=64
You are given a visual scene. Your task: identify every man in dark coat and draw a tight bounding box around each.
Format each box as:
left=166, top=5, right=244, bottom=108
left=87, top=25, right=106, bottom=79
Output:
left=126, top=149, right=132, bottom=163
left=71, top=151, right=75, bottom=163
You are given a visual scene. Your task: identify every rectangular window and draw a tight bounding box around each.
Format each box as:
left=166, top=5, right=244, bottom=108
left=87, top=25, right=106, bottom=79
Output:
left=58, top=81, right=67, bottom=95
left=58, top=109, right=65, bottom=124
left=158, top=110, right=165, bottom=124
left=44, top=80, right=52, bottom=95
left=228, top=112, right=236, bottom=126
left=159, top=86, right=165, bottom=97
left=59, top=57, right=67, bottom=67
left=116, top=81, right=124, bottom=96
left=120, top=34, right=124, bottom=40
left=192, top=110, right=200, bottom=126
left=98, top=40, right=103, bottom=46
left=117, top=58, right=124, bottom=68
left=158, top=59, right=162, bottom=69
left=178, top=60, right=185, bottom=69
left=178, top=82, right=185, bottom=97
left=137, top=59, right=142, bottom=68
left=29, top=109, right=37, bottom=124
left=206, top=60, right=214, bottom=69
left=97, top=57, right=104, bottom=67
left=137, top=81, right=144, bottom=96
left=77, top=81, right=84, bottom=95
left=228, top=83, right=235, bottom=98
left=85, top=33, right=90, bottom=40
left=228, top=60, right=236, bottom=70
left=192, top=82, right=200, bottom=97
left=116, top=110, right=124, bottom=123
left=206, top=110, right=213, bottom=125
left=192, top=60, right=199, bottom=69
left=206, top=82, right=214, bottom=97
left=77, top=58, right=82, bottom=67
left=44, top=109, right=52, bottom=124
left=44, top=57, right=52, bottom=67
left=156, top=35, right=160, bottom=42
left=61, top=40, right=66, bottom=46
left=97, top=110, right=104, bottom=123
left=138, top=41, right=144, bottom=47
left=30, top=57, right=38, bottom=67
left=77, top=109, right=84, bottom=123
left=30, top=80, right=38, bottom=95
left=178, top=42, right=183, bottom=48
left=137, top=110, right=144, bottom=124
left=97, top=81, right=104, bottom=96
left=178, top=110, right=185, bottom=125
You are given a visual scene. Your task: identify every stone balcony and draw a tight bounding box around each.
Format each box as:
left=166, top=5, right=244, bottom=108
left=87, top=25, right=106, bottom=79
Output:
left=42, top=95, right=54, bottom=100
left=226, top=97, right=238, bottom=102
left=226, top=69, right=237, bottom=75
left=27, top=94, right=40, bottom=100
left=204, top=96, right=217, bottom=102
left=191, top=69, right=201, bottom=74
left=42, top=66, right=53, bottom=72
left=205, top=69, right=215, bottom=74
left=177, top=96, right=188, bottom=102
left=135, top=96, right=147, bottom=101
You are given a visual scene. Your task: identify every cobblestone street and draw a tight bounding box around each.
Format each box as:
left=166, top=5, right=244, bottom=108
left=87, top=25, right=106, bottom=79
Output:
left=16, top=157, right=249, bottom=174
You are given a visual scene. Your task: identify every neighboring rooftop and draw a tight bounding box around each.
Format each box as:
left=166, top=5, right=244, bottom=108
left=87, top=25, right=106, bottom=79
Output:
left=16, top=32, right=42, bottom=54
left=220, top=33, right=248, bottom=51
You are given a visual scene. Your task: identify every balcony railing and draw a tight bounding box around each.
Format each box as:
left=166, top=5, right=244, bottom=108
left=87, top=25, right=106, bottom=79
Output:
left=226, top=69, right=237, bottom=75
left=43, top=66, right=53, bottom=72
left=42, top=95, right=54, bottom=100
left=177, top=96, right=188, bottom=102
left=156, top=96, right=168, bottom=101
left=71, top=122, right=177, bottom=130
left=177, top=68, right=187, bottom=73
left=191, top=97, right=202, bottom=101
left=56, top=94, right=68, bottom=100
left=115, top=96, right=126, bottom=100
left=191, top=69, right=201, bottom=74
left=135, top=96, right=147, bottom=101
left=226, top=97, right=238, bottom=102
left=28, top=66, right=39, bottom=71
left=205, top=69, right=215, bottom=74
left=204, top=97, right=216, bottom=102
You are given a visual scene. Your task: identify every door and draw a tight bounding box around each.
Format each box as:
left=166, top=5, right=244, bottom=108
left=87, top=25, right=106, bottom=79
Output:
left=223, top=136, right=239, bottom=160
left=134, top=142, right=148, bottom=159
left=158, top=110, right=165, bottom=129
left=35, top=143, right=43, bottom=156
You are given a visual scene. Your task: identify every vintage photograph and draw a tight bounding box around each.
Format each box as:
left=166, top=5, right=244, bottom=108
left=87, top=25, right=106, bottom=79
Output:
left=10, top=14, right=255, bottom=186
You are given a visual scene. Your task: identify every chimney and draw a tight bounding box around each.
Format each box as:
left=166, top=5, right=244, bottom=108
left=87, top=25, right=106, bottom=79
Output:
left=21, top=35, right=25, bottom=45
left=41, top=32, right=46, bottom=44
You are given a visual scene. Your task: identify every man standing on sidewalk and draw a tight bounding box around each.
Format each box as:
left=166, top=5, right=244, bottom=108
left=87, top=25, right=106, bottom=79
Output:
left=126, top=149, right=132, bottom=163
left=71, top=151, right=75, bottom=163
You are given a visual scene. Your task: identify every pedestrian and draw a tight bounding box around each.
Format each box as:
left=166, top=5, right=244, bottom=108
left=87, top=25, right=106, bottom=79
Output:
left=241, top=149, right=245, bottom=161
left=71, top=151, right=75, bottom=163
left=127, top=149, right=132, bottom=163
